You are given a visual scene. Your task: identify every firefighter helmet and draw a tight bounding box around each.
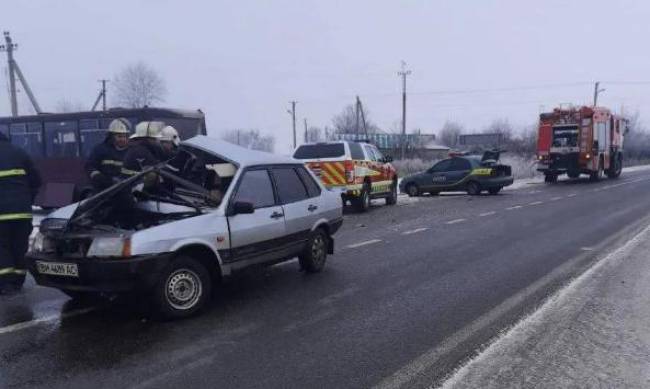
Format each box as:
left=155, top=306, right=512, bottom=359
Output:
left=130, top=121, right=165, bottom=139
left=161, top=126, right=180, bottom=147
left=108, top=118, right=131, bottom=134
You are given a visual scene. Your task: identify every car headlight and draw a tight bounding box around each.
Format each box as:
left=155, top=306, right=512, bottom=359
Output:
left=87, top=237, right=131, bottom=258
left=32, top=232, right=55, bottom=253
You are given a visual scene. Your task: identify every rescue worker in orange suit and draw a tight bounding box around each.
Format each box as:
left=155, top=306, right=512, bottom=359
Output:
left=0, top=132, right=41, bottom=295
left=85, top=118, right=131, bottom=193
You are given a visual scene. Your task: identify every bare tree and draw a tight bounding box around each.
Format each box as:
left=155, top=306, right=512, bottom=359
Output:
left=113, top=62, right=167, bottom=108
left=55, top=99, right=85, bottom=113
left=484, top=118, right=513, bottom=141
left=332, top=104, right=380, bottom=134
left=222, top=129, right=275, bottom=152
left=438, top=121, right=464, bottom=147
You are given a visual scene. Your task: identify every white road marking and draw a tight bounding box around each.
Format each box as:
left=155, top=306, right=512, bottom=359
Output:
left=550, top=196, right=562, bottom=201
left=529, top=201, right=543, bottom=206
left=346, top=239, right=382, bottom=249
left=402, top=228, right=429, bottom=235
left=506, top=205, right=523, bottom=210
left=567, top=193, right=577, bottom=197
left=0, top=307, right=95, bottom=335
left=581, top=247, right=595, bottom=251
left=479, top=211, right=496, bottom=217
left=445, top=219, right=466, bottom=225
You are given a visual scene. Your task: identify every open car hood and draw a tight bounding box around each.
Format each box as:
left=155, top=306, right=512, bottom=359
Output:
left=481, top=150, right=502, bottom=165
left=66, top=162, right=216, bottom=231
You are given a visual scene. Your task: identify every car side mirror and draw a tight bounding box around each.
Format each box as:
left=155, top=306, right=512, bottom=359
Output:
left=232, top=201, right=254, bottom=215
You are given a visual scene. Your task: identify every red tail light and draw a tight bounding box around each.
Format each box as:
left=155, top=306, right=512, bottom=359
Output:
left=344, top=160, right=355, bottom=183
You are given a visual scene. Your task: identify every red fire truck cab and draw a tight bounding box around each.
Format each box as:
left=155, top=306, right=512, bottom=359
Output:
left=537, top=106, right=627, bottom=183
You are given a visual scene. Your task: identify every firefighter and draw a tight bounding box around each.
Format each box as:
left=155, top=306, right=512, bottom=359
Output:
left=0, top=132, right=41, bottom=295
left=121, top=121, right=167, bottom=178
left=160, top=125, right=181, bottom=158
left=85, top=118, right=131, bottom=192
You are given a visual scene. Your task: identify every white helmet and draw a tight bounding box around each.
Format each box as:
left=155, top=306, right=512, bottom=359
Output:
left=108, top=118, right=131, bottom=134
left=130, top=121, right=165, bottom=139
left=161, top=126, right=180, bottom=147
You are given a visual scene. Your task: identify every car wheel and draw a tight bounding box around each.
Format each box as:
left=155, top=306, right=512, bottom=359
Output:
left=152, top=256, right=212, bottom=319
left=487, top=187, right=502, bottom=195
left=466, top=181, right=481, bottom=196
left=567, top=171, right=580, bottom=179
left=405, top=183, right=419, bottom=197
left=385, top=181, right=398, bottom=205
left=353, top=184, right=371, bottom=212
left=544, top=174, right=558, bottom=183
left=299, top=229, right=328, bottom=273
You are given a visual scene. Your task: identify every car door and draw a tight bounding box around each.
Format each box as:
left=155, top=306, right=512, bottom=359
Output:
left=270, top=166, right=318, bottom=254
left=425, top=159, right=453, bottom=189
left=446, top=158, right=472, bottom=187
left=227, top=168, right=287, bottom=267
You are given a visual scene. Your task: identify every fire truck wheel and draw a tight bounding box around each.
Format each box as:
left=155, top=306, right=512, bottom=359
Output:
left=466, top=181, right=481, bottom=196
left=567, top=171, right=580, bottom=179
left=544, top=174, right=558, bottom=183
left=405, top=183, right=420, bottom=197
left=353, top=184, right=371, bottom=212
left=299, top=229, right=328, bottom=273
left=385, top=181, right=398, bottom=205
left=590, top=162, right=604, bottom=182
left=607, top=154, right=623, bottom=179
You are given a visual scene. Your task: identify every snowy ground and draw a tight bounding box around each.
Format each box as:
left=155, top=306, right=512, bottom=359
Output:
left=441, top=223, right=650, bottom=389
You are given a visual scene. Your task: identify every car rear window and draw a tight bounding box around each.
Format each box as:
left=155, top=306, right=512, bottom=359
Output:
left=294, top=144, right=345, bottom=159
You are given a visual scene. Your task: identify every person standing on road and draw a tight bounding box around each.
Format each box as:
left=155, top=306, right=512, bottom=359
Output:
left=0, top=132, right=41, bottom=296
left=85, top=118, right=131, bottom=193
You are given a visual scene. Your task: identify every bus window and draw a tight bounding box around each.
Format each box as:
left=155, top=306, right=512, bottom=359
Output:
left=45, top=120, right=79, bottom=158
left=0, top=124, right=8, bottom=138
left=80, top=119, right=105, bottom=157
left=156, top=118, right=202, bottom=140
left=10, top=122, right=43, bottom=158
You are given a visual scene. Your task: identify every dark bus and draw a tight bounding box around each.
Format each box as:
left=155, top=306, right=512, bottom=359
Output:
left=0, top=107, right=207, bottom=208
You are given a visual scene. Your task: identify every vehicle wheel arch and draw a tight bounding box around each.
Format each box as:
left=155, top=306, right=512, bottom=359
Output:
left=311, top=222, right=333, bottom=254
left=172, top=243, right=223, bottom=283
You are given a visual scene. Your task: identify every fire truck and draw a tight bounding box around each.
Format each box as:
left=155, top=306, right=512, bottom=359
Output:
left=537, top=106, right=627, bottom=183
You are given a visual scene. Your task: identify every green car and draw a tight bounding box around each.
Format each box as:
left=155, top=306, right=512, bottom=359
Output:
left=399, top=152, right=513, bottom=196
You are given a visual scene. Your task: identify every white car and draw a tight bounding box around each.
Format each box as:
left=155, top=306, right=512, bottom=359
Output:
left=26, top=136, right=343, bottom=319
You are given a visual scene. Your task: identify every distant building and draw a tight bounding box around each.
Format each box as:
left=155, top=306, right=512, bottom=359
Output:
left=457, top=133, right=505, bottom=149
left=331, top=132, right=446, bottom=160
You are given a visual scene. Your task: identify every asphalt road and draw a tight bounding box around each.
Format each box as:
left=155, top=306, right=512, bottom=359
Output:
left=3, top=168, right=650, bottom=389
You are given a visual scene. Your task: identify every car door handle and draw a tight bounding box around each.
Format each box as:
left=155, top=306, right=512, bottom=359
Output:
left=270, top=211, right=284, bottom=219
left=308, top=205, right=318, bottom=212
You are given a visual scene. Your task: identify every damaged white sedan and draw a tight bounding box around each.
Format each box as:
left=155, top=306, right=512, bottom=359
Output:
left=26, top=136, right=343, bottom=318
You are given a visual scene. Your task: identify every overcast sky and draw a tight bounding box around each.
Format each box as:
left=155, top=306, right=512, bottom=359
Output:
left=4, top=0, right=650, bottom=152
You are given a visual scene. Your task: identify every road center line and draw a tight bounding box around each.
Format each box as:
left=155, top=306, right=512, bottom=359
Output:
left=0, top=307, right=95, bottom=335
left=445, top=218, right=466, bottom=225
left=402, top=228, right=429, bottom=235
left=479, top=211, right=496, bottom=217
left=529, top=201, right=543, bottom=206
left=346, top=239, right=382, bottom=249
left=567, top=193, right=577, bottom=197
left=506, top=205, right=523, bottom=210
left=550, top=196, right=562, bottom=201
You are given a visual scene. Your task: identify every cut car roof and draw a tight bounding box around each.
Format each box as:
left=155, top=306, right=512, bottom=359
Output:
left=183, top=135, right=297, bottom=167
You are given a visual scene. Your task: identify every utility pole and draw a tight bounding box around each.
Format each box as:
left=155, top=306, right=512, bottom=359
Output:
left=398, top=61, right=411, bottom=160
left=304, top=118, right=308, bottom=143
left=288, top=101, right=297, bottom=149
left=593, top=81, right=605, bottom=107
left=0, top=31, right=41, bottom=116
left=91, top=79, right=109, bottom=111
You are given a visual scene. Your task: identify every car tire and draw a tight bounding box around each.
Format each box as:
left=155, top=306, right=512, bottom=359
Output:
left=151, top=256, right=212, bottom=319
left=466, top=181, right=481, bottom=196
left=299, top=229, right=328, bottom=273
left=487, top=187, right=502, bottom=195
left=385, top=181, right=398, bottom=205
left=544, top=174, right=558, bottom=183
left=405, top=183, right=420, bottom=197
left=567, top=171, right=580, bottom=179
left=353, top=184, right=371, bottom=212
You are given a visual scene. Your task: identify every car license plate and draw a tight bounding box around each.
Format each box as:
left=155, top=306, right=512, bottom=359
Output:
left=36, top=261, right=79, bottom=278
